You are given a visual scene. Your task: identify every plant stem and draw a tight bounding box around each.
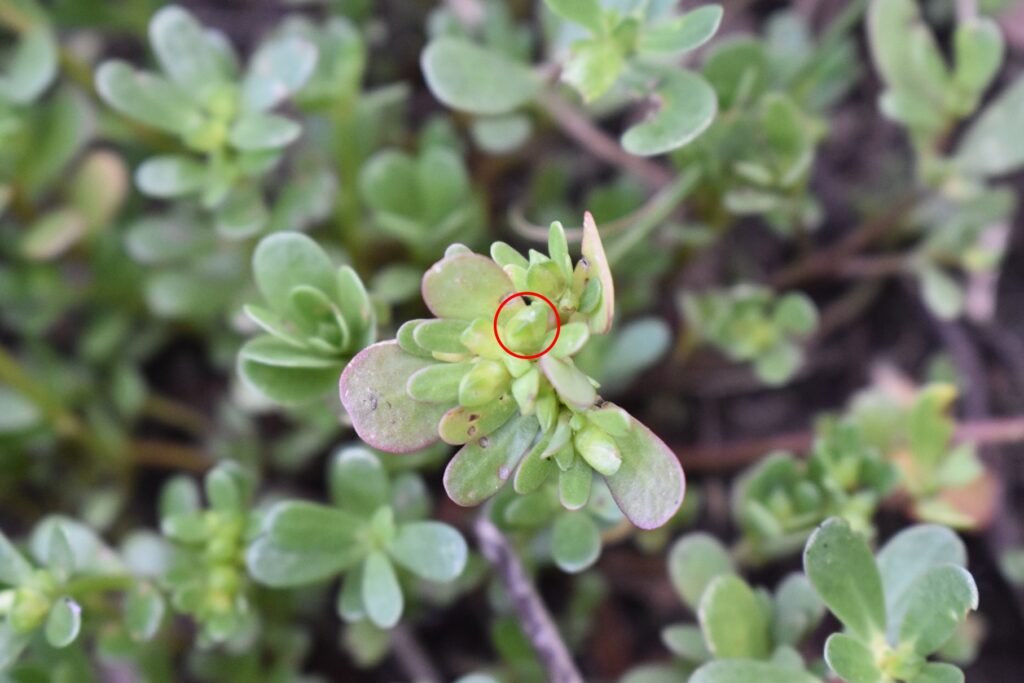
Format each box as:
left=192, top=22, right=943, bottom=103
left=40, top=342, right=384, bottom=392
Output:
left=605, top=168, right=701, bottom=265
left=536, top=89, right=676, bottom=191
left=474, top=514, right=583, bottom=683
left=141, top=394, right=213, bottom=437
left=66, top=574, right=135, bottom=597
left=679, top=415, right=1024, bottom=471
left=132, top=440, right=211, bottom=472
left=390, top=624, right=442, bottom=683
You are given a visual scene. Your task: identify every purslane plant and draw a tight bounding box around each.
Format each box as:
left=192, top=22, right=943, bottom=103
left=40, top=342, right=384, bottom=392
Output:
left=238, top=232, right=375, bottom=405
left=246, top=447, right=468, bottom=629
left=804, top=519, right=978, bottom=683
left=339, top=215, right=685, bottom=529
left=96, top=5, right=317, bottom=238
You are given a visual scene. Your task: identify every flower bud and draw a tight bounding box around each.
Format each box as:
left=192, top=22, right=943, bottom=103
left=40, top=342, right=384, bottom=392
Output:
left=573, top=426, right=622, bottom=476
left=503, top=304, right=549, bottom=355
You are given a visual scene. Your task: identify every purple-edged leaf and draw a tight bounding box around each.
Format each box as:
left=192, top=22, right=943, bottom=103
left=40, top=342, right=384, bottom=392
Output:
left=421, top=252, right=514, bottom=321
left=604, top=408, right=685, bottom=529
left=339, top=342, right=450, bottom=453
left=443, top=415, right=539, bottom=506
left=581, top=212, right=614, bottom=334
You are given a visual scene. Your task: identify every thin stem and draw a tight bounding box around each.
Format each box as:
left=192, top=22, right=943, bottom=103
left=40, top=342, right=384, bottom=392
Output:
left=66, top=574, right=135, bottom=598
left=474, top=514, right=583, bottom=683
left=605, top=167, right=701, bottom=265
left=536, top=89, right=675, bottom=191
left=132, top=440, right=211, bottom=472
left=390, top=624, right=442, bottom=683
left=679, top=415, right=1024, bottom=471
left=141, top=394, right=213, bottom=437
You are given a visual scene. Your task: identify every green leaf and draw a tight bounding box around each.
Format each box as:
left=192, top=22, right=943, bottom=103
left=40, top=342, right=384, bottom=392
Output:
left=388, top=522, right=467, bottom=582
left=559, top=454, right=592, bottom=509
left=876, top=524, right=966, bottom=639
left=621, top=68, right=717, bottom=156
left=562, top=39, right=624, bottom=103
left=47, top=526, right=75, bottom=580
left=413, top=319, right=470, bottom=355
left=44, top=598, right=82, bottom=648
left=421, top=252, right=514, bottom=321
left=638, top=6, right=723, bottom=55
left=443, top=415, right=540, bottom=505
left=953, top=18, right=1003, bottom=97
left=772, top=573, right=824, bottom=646
left=149, top=6, right=231, bottom=92
left=824, top=633, right=885, bottom=683
left=135, top=154, right=204, bottom=197
left=239, top=336, right=339, bottom=369
left=216, top=186, right=268, bottom=239
left=898, top=565, right=977, bottom=656
left=328, top=447, right=390, bottom=515
left=702, top=38, right=768, bottom=110
left=336, top=265, right=376, bottom=348
left=754, top=343, right=802, bottom=385
left=661, top=624, right=711, bottom=662
left=471, top=114, right=532, bottom=154
left=668, top=532, right=734, bottom=610
left=95, top=61, right=199, bottom=134
left=242, top=35, right=318, bottom=111
left=438, top=393, right=518, bottom=445
left=0, top=25, right=58, bottom=104
left=0, top=529, right=33, bottom=586
left=621, top=665, right=691, bottom=683
left=538, top=356, right=596, bottom=410
left=690, top=660, right=821, bottom=683
left=239, top=356, right=340, bottom=404
left=919, top=266, right=963, bottom=321
left=19, top=209, right=87, bottom=261
left=247, top=505, right=365, bottom=586
left=0, top=388, right=41, bottom=435
left=252, top=232, right=336, bottom=318
left=544, top=0, right=604, bottom=33
left=774, top=292, right=818, bottom=335
left=205, top=462, right=250, bottom=512
left=407, top=361, right=470, bottom=403
left=955, top=75, right=1024, bottom=177
left=0, top=623, right=30, bottom=670
left=698, top=574, right=771, bottom=659
left=551, top=512, right=601, bottom=573
left=604, top=409, right=685, bottom=529
left=125, top=582, right=165, bottom=642
left=907, top=662, right=964, bottom=683
left=421, top=38, right=540, bottom=115
left=803, top=518, right=886, bottom=641
left=340, top=342, right=452, bottom=452
left=337, top=565, right=365, bottom=622
left=362, top=551, right=403, bottom=629
left=581, top=211, right=614, bottom=333
left=229, top=113, right=302, bottom=151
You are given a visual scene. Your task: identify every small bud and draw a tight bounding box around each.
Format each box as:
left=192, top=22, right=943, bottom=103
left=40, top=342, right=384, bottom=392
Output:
left=503, top=304, right=549, bottom=355
left=10, top=586, right=51, bottom=634
left=574, top=427, right=622, bottom=476
left=526, top=260, right=566, bottom=300
left=459, top=360, right=510, bottom=408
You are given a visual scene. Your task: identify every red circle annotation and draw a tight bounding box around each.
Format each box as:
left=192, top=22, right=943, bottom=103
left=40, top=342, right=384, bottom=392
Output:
left=492, top=291, right=561, bottom=360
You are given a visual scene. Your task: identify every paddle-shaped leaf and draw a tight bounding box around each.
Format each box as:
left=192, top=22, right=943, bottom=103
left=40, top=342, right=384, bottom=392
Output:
left=604, top=409, right=685, bottom=529
left=389, top=522, right=467, bottom=582
left=803, top=518, right=886, bottom=641
left=824, top=633, right=884, bottom=683
left=339, top=342, right=451, bottom=452
left=698, top=575, right=771, bottom=659
left=621, top=69, right=717, bottom=156
left=898, top=565, right=978, bottom=656
left=421, top=38, right=539, bottom=115
left=668, top=532, right=735, bottom=610
left=443, top=415, right=539, bottom=506
left=421, top=252, right=514, bottom=321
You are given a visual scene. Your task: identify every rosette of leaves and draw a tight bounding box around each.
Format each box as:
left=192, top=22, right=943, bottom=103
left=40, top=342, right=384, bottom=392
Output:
left=159, top=462, right=256, bottom=645
left=495, top=477, right=623, bottom=573
left=891, top=384, right=992, bottom=529
left=804, top=519, right=978, bottom=683
left=868, top=0, right=1003, bottom=170
left=246, top=447, right=468, bottom=629
left=674, top=9, right=859, bottom=232
left=0, top=517, right=131, bottom=670
left=358, top=143, right=484, bottom=257
left=339, top=215, right=685, bottom=529
left=421, top=2, right=720, bottom=157
left=682, top=285, right=818, bottom=385
left=95, top=5, right=318, bottom=238
left=622, top=532, right=825, bottom=682
left=237, top=232, right=375, bottom=405
left=731, top=423, right=899, bottom=563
